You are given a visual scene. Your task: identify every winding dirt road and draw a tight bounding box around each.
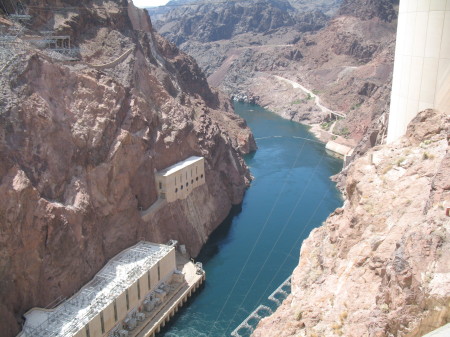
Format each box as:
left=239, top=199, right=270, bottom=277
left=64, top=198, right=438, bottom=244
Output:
left=274, top=75, right=346, bottom=118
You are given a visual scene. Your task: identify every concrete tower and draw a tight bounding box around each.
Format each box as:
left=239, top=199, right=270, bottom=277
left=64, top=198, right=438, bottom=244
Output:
left=387, top=0, right=450, bottom=143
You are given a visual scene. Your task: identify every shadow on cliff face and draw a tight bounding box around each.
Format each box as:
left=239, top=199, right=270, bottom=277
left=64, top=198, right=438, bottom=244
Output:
left=195, top=204, right=243, bottom=262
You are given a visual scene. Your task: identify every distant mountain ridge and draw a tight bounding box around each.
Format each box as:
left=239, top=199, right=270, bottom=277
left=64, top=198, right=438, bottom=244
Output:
left=146, top=0, right=196, bottom=20
left=339, top=0, right=398, bottom=22
left=155, top=0, right=298, bottom=44
left=150, top=0, right=396, bottom=149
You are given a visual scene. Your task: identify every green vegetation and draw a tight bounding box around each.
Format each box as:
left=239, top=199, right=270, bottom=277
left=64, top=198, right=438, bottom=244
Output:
left=380, top=303, right=390, bottom=314
left=423, top=152, right=435, bottom=160
left=382, top=164, right=393, bottom=174
left=321, top=121, right=333, bottom=131
left=336, top=126, right=350, bottom=138
left=291, top=93, right=312, bottom=104
left=396, top=157, right=405, bottom=166
left=332, top=322, right=343, bottom=336
left=351, top=102, right=362, bottom=110
left=340, top=311, right=348, bottom=321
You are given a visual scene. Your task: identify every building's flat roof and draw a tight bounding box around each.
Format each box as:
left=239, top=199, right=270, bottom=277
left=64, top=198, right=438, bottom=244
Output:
left=20, top=242, right=173, bottom=337
left=156, top=156, right=203, bottom=177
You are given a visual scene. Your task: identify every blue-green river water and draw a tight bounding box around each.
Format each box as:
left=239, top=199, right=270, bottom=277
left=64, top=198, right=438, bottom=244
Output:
left=160, top=102, right=343, bottom=337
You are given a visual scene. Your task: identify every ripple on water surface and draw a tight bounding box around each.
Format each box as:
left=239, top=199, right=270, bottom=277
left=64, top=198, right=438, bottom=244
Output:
left=160, top=102, right=343, bottom=337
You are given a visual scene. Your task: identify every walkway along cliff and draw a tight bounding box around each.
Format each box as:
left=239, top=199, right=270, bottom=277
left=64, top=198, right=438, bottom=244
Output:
left=0, top=1, right=255, bottom=336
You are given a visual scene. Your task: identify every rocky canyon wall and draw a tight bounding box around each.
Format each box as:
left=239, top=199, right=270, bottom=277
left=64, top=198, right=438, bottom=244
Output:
left=253, top=109, right=450, bottom=337
left=0, top=1, right=255, bottom=336
left=154, top=0, right=397, bottom=151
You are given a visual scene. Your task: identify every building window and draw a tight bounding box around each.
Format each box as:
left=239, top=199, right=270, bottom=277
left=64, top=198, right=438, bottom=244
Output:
left=126, top=289, right=130, bottom=310
left=157, top=262, right=161, bottom=281
left=186, top=182, right=188, bottom=187
left=181, top=185, right=183, bottom=190
left=113, top=300, right=118, bottom=322
left=85, top=325, right=90, bottom=337
left=147, top=271, right=151, bottom=290
left=159, top=182, right=162, bottom=190
left=137, top=281, right=141, bottom=300
left=201, top=174, right=204, bottom=179
left=175, top=188, right=178, bottom=193
left=100, top=312, right=105, bottom=333
left=196, top=177, right=198, bottom=181
left=191, top=179, right=194, bottom=184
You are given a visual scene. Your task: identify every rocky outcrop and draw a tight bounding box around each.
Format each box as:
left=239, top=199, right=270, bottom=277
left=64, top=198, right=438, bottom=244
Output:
left=156, top=0, right=296, bottom=44
left=147, top=0, right=195, bottom=20
left=214, top=11, right=396, bottom=143
left=293, top=9, right=329, bottom=33
left=253, top=109, right=450, bottom=337
left=153, top=0, right=336, bottom=81
left=153, top=0, right=396, bottom=150
left=288, top=0, right=342, bottom=15
left=0, top=1, right=255, bottom=336
left=339, top=0, right=398, bottom=22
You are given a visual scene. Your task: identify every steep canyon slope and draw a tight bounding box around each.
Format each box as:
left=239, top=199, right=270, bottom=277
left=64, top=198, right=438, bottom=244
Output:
left=0, top=1, right=255, bottom=336
left=253, top=110, right=450, bottom=337
left=154, top=0, right=398, bottom=150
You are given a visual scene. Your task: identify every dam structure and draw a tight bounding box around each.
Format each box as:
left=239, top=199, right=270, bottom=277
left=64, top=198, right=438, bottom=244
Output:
left=387, top=0, right=450, bottom=142
left=17, top=241, right=205, bottom=337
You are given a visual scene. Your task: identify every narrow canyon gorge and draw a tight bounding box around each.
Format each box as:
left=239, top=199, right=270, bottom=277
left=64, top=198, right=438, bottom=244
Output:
left=1, top=0, right=449, bottom=337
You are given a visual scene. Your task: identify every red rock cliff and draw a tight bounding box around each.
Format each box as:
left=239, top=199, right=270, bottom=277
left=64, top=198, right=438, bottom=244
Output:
left=0, top=1, right=256, bottom=336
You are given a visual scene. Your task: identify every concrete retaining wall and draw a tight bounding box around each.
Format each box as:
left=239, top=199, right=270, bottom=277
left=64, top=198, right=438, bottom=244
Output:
left=325, top=140, right=353, bottom=156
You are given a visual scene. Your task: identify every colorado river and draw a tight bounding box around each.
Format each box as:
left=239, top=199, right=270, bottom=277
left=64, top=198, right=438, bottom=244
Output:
left=160, top=102, right=343, bottom=337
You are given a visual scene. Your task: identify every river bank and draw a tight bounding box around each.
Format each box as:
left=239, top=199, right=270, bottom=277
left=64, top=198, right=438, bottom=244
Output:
left=234, top=73, right=358, bottom=157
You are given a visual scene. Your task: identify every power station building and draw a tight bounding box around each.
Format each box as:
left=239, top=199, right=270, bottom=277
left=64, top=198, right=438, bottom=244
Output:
left=387, top=0, right=450, bottom=142
left=155, top=156, right=205, bottom=202
left=18, top=242, right=177, bottom=337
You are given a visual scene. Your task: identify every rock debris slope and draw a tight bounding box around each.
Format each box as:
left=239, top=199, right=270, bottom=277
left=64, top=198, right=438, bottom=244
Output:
left=253, top=109, right=450, bottom=337
left=0, top=1, right=255, bottom=336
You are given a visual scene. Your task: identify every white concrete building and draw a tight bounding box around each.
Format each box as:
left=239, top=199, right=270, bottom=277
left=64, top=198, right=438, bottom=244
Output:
left=18, top=242, right=176, bottom=337
left=155, top=156, right=205, bottom=202
left=387, top=0, right=450, bottom=142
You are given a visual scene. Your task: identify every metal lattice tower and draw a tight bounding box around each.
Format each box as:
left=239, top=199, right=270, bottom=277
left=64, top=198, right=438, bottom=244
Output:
left=1, top=2, right=81, bottom=66
left=0, top=1, right=32, bottom=70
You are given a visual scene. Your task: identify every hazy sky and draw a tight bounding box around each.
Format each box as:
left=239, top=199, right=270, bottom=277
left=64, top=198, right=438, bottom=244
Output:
left=132, top=0, right=170, bottom=8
